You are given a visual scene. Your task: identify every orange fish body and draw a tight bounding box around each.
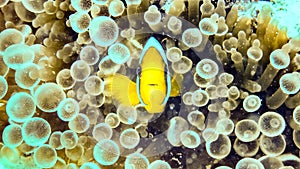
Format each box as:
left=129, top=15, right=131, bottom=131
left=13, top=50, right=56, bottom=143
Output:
left=107, top=37, right=180, bottom=113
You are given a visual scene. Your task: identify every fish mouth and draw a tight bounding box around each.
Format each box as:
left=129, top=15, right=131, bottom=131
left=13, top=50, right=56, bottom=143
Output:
left=148, top=83, right=159, bottom=86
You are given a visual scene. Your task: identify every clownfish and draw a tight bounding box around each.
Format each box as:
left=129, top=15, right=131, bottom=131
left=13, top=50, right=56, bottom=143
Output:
left=106, top=37, right=181, bottom=113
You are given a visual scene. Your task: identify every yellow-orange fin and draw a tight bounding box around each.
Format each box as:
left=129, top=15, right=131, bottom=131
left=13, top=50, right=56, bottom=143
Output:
left=170, top=73, right=183, bottom=97
left=105, top=74, right=140, bottom=106
left=145, top=90, right=166, bottom=113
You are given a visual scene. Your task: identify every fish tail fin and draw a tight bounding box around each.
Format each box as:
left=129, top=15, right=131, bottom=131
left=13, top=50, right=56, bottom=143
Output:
left=104, top=74, right=139, bottom=106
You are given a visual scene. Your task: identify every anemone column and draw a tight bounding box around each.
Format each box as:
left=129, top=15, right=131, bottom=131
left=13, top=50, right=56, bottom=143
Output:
left=266, top=72, right=300, bottom=109
left=257, top=48, right=290, bottom=91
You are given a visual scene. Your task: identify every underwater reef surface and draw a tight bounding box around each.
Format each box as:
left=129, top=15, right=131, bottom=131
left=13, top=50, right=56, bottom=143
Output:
left=0, top=0, right=300, bottom=168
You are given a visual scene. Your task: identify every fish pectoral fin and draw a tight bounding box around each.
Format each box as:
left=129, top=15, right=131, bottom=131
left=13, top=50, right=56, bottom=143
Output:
left=145, top=104, right=165, bottom=113
left=105, top=74, right=140, bottom=106
left=145, top=90, right=166, bottom=113
left=170, top=73, right=183, bottom=97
